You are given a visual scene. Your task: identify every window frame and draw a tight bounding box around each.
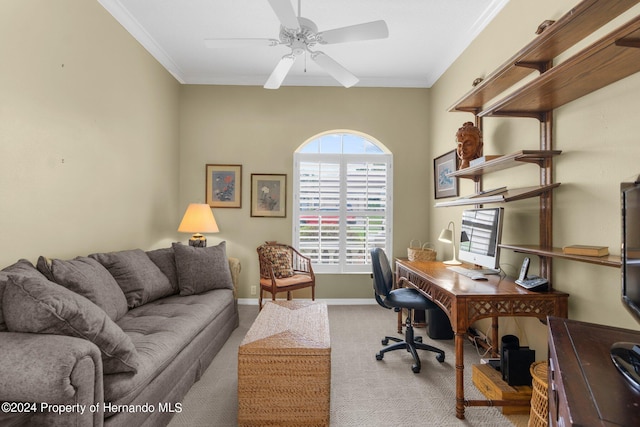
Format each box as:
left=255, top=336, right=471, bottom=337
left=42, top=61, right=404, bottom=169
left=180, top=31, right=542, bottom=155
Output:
left=293, top=131, right=393, bottom=274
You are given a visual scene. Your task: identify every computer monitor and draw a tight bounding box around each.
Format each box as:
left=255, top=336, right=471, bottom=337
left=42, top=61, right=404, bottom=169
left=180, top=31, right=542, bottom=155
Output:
left=458, top=207, right=504, bottom=270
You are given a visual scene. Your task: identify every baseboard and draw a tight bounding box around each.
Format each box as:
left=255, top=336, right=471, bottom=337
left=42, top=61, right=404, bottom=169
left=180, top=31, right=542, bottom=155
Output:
left=237, top=298, right=376, bottom=306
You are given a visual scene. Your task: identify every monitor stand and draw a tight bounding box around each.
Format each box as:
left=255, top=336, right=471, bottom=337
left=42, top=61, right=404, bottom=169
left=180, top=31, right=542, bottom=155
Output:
left=610, top=341, right=640, bottom=392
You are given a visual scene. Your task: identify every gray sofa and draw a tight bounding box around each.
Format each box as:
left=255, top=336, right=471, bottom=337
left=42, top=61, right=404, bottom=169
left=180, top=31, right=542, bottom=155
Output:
left=0, top=241, right=240, bottom=427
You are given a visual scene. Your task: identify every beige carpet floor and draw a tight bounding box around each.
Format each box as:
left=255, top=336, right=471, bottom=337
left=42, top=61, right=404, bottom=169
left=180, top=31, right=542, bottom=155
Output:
left=168, top=304, right=530, bottom=427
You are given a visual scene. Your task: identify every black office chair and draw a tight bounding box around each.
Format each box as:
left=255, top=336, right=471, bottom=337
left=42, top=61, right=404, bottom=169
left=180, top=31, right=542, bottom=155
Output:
left=371, top=247, right=445, bottom=373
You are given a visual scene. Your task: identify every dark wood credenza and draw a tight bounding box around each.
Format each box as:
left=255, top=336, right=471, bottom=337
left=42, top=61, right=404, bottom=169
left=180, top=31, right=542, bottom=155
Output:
left=547, top=317, right=640, bottom=427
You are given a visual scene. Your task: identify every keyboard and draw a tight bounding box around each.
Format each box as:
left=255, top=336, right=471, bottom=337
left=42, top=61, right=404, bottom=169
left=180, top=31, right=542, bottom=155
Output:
left=446, top=266, right=500, bottom=278
left=515, top=276, right=549, bottom=291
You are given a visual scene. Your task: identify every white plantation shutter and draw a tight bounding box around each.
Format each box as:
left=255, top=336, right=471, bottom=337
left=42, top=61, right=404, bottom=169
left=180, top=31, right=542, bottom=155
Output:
left=294, top=133, right=392, bottom=274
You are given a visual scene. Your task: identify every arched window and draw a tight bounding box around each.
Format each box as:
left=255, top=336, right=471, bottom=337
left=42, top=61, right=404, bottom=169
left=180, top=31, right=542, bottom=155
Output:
left=293, top=131, right=393, bottom=274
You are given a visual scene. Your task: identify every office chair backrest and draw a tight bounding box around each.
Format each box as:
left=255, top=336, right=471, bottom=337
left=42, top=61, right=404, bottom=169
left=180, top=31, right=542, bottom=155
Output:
left=371, top=248, right=393, bottom=301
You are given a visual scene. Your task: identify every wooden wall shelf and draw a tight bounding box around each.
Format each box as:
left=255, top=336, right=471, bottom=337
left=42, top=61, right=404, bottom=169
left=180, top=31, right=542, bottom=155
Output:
left=435, top=184, right=560, bottom=208
left=480, top=15, right=640, bottom=119
left=447, top=150, right=562, bottom=181
left=448, top=0, right=640, bottom=114
left=499, top=244, right=622, bottom=268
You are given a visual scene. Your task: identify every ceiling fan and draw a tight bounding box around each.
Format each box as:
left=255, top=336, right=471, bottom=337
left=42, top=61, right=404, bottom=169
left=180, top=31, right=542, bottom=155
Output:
left=205, top=0, right=389, bottom=89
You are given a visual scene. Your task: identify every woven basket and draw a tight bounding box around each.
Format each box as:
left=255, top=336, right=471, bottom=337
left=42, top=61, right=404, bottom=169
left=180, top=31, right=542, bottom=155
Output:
left=528, top=361, right=548, bottom=427
left=407, top=240, right=437, bottom=261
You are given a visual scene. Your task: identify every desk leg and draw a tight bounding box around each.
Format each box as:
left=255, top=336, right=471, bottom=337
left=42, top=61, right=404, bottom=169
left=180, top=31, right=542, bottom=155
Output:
left=455, top=331, right=465, bottom=419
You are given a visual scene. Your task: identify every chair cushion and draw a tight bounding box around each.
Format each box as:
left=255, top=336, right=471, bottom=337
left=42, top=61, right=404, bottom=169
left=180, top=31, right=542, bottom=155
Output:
left=386, top=287, right=438, bottom=311
left=260, top=246, right=293, bottom=279
left=172, top=241, right=234, bottom=295
left=90, top=249, right=174, bottom=309
left=260, top=274, right=312, bottom=289
left=36, top=256, right=128, bottom=322
left=3, top=274, right=139, bottom=374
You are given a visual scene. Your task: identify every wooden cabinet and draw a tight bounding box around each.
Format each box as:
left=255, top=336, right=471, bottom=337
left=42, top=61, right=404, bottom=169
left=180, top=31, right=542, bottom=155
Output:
left=443, top=0, right=640, bottom=281
left=547, top=317, right=640, bottom=427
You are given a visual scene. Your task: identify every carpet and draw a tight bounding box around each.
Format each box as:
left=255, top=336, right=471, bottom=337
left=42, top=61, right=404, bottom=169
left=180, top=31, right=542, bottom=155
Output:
left=168, top=304, right=530, bottom=426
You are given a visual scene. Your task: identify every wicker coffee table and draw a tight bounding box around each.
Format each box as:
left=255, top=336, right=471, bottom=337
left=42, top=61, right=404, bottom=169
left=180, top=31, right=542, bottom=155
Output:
left=238, top=300, right=331, bottom=426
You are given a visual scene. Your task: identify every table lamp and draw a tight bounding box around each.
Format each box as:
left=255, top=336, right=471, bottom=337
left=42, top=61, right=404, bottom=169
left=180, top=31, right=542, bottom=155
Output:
left=178, top=203, right=219, bottom=247
left=438, top=221, right=462, bottom=265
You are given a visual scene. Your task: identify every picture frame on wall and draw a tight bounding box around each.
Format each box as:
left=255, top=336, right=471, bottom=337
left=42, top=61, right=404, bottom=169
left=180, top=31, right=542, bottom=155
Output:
left=433, top=150, right=458, bottom=199
left=206, top=164, right=242, bottom=208
left=251, top=174, right=286, bottom=217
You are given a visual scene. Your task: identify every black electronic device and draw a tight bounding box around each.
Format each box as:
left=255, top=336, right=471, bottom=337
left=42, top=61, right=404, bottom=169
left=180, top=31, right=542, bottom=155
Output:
left=503, top=347, right=536, bottom=386
left=612, top=174, right=640, bottom=391
left=515, top=257, right=548, bottom=291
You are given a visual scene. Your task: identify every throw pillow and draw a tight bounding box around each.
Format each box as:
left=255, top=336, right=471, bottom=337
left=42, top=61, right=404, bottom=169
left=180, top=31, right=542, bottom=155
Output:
left=3, top=274, right=140, bottom=374
left=36, top=256, right=128, bottom=322
left=0, top=259, right=47, bottom=332
left=145, top=247, right=179, bottom=294
left=172, top=241, right=234, bottom=296
left=260, top=245, right=294, bottom=279
left=90, top=249, right=174, bottom=308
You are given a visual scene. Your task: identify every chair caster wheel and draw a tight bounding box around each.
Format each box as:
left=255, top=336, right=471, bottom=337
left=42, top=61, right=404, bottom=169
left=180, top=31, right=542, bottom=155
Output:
left=415, top=336, right=423, bottom=343
left=436, top=353, right=445, bottom=363
left=412, top=364, right=421, bottom=373
left=382, top=338, right=389, bottom=345
left=376, top=353, right=383, bottom=361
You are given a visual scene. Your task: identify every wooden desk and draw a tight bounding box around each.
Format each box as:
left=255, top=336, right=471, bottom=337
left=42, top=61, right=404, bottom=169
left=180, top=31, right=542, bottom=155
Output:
left=394, top=259, right=569, bottom=419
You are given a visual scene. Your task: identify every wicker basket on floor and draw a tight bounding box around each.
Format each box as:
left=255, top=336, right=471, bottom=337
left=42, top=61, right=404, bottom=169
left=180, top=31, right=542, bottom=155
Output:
left=528, top=361, right=549, bottom=427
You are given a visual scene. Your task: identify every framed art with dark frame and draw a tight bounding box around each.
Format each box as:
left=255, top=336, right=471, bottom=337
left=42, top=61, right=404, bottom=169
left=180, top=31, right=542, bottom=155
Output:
left=251, top=174, right=286, bottom=217
left=206, top=164, right=242, bottom=208
left=434, top=150, right=458, bottom=199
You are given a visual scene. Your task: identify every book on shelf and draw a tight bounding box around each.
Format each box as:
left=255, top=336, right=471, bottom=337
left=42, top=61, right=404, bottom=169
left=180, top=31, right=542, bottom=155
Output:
left=469, top=155, right=503, bottom=167
left=562, top=245, right=609, bottom=257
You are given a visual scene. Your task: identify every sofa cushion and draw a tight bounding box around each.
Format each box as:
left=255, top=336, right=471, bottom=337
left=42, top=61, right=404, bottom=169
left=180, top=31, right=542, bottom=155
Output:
left=105, top=288, right=235, bottom=406
left=0, top=259, right=47, bottom=332
left=145, top=247, right=179, bottom=294
left=90, top=249, right=174, bottom=309
left=172, top=242, right=234, bottom=296
left=3, top=274, right=139, bottom=374
left=37, top=256, right=128, bottom=321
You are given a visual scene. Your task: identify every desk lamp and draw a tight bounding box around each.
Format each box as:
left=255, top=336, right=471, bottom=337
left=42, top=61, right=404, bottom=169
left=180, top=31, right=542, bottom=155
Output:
left=178, top=203, right=219, bottom=247
left=438, top=221, right=462, bottom=265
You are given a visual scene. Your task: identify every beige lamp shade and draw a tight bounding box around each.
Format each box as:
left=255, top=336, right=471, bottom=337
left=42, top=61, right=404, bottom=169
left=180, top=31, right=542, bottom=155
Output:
left=178, top=203, right=219, bottom=247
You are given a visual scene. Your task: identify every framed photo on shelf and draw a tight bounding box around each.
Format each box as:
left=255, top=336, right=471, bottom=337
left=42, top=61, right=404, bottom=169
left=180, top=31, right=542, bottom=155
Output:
left=206, top=164, right=242, bottom=208
left=433, top=150, right=458, bottom=199
left=251, top=174, right=286, bottom=217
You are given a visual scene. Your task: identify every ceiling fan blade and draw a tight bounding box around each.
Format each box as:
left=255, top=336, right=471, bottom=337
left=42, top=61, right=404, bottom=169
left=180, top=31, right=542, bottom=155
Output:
left=311, top=51, right=359, bottom=88
left=204, top=38, right=279, bottom=49
left=264, top=55, right=297, bottom=89
left=318, top=20, right=389, bottom=44
left=267, top=0, right=300, bottom=31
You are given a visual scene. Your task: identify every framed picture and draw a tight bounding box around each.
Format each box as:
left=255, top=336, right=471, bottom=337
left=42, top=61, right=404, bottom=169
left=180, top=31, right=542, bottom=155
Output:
left=251, top=174, right=286, bottom=217
left=433, top=150, right=458, bottom=199
left=206, top=164, right=242, bottom=208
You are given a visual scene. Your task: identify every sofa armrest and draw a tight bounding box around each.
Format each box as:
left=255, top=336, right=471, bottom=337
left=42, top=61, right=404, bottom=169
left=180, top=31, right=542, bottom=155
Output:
left=0, top=332, right=104, bottom=427
left=228, top=257, right=241, bottom=299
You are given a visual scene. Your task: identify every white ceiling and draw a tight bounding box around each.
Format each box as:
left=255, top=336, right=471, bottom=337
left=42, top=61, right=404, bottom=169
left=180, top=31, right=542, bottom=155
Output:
left=98, top=0, right=509, bottom=88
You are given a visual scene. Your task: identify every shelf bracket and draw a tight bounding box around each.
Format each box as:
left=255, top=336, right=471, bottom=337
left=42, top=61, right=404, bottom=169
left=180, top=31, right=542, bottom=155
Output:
left=615, top=37, right=640, bottom=48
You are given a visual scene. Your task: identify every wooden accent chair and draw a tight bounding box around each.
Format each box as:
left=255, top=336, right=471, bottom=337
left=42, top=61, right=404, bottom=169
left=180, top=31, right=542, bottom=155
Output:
left=256, top=242, right=315, bottom=310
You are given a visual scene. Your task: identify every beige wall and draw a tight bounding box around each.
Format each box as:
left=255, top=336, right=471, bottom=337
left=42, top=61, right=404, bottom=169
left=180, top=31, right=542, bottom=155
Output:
left=179, top=85, right=430, bottom=300
left=3, top=0, right=640, bottom=352
left=429, top=0, right=640, bottom=355
left=0, top=0, right=181, bottom=267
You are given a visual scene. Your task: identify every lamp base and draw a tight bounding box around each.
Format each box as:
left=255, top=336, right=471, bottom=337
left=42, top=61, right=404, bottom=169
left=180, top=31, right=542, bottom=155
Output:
left=189, top=234, right=207, bottom=247
left=443, top=259, right=462, bottom=265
